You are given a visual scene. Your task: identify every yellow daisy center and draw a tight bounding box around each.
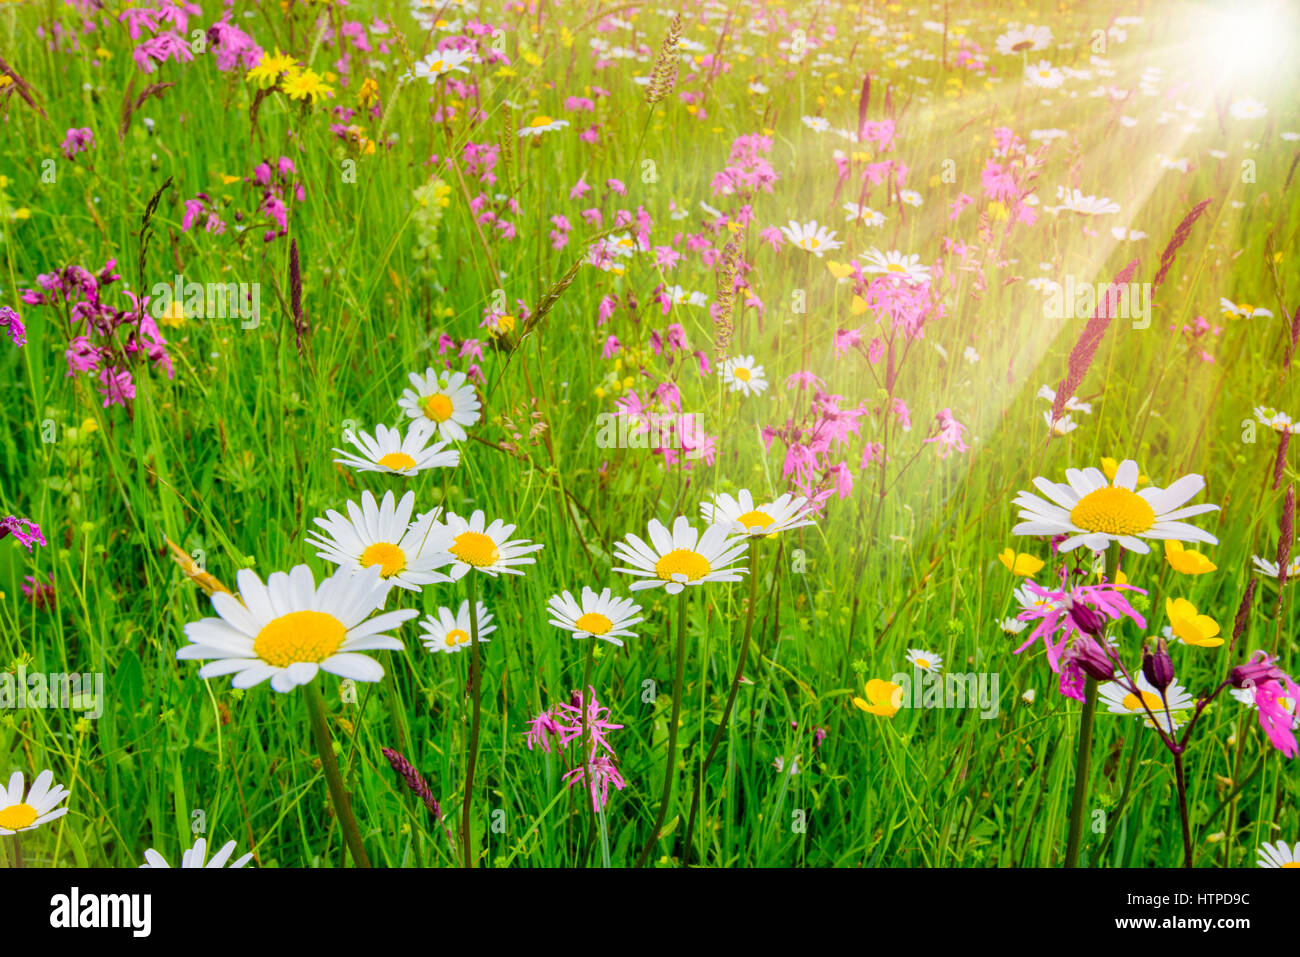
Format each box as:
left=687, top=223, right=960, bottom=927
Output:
left=0, top=803, right=38, bottom=830
left=887, top=262, right=907, bottom=273
left=444, top=629, right=469, bottom=647
left=804, top=237, right=820, bottom=249
left=1282, top=862, right=1300, bottom=868
left=737, top=509, right=773, bottom=529
left=451, top=531, right=500, bottom=567
left=530, top=115, right=553, bottom=127
left=360, top=542, right=407, bottom=577
left=655, top=548, right=712, bottom=582
left=575, top=612, right=613, bottom=635
left=733, top=366, right=752, bottom=381
left=422, top=393, right=454, bottom=422
left=1069, top=486, right=1156, bottom=536
left=914, top=657, right=931, bottom=669
left=253, top=610, right=347, bottom=668
left=377, top=452, right=418, bottom=471
left=430, top=60, right=444, bottom=72
left=1122, top=690, right=1165, bottom=713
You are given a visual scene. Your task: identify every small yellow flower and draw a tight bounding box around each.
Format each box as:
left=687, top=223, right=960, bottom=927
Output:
left=1165, top=598, right=1223, bottom=647
left=998, top=548, right=1044, bottom=577
left=852, top=678, right=902, bottom=717
left=246, top=48, right=297, bottom=89
left=826, top=260, right=855, bottom=280
left=282, top=67, right=332, bottom=102
left=1164, top=540, right=1217, bottom=575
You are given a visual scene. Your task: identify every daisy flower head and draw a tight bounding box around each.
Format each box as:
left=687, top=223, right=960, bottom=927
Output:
left=418, top=600, right=496, bottom=654
left=701, top=490, right=816, bottom=537
left=1254, top=406, right=1299, bottom=434
left=905, top=648, right=943, bottom=673
left=1229, top=98, right=1267, bottom=120
left=1257, top=841, right=1300, bottom=868
left=995, top=24, right=1053, bottom=55
left=546, top=587, right=644, bottom=647
left=1221, top=298, right=1273, bottom=319
left=1012, top=459, right=1219, bottom=554
left=0, top=770, right=69, bottom=835
left=843, top=202, right=886, bottom=226
left=176, top=565, right=418, bottom=693
left=306, top=491, right=454, bottom=592
left=859, top=247, right=931, bottom=284
left=141, top=837, right=254, bottom=869
left=333, top=420, right=460, bottom=476
left=408, top=47, right=474, bottom=83
left=518, top=115, right=570, bottom=137
left=1097, top=672, right=1194, bottom=732
left=780, top=219, right=842, bottom=257
left=721, top=355, right=769, bottom=396
left=442, top=510, right=544, bottom=578
left=1252, top=554, right=1300, bottom=579
left=612, top=515, right=749, bottom=594
left=1025, top=60, right=1064, bottom=88
left=398, top=368, right=482, bottom=441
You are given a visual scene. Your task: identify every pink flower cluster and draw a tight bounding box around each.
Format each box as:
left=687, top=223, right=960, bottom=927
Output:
left=526, top=687, right=627, bottom=811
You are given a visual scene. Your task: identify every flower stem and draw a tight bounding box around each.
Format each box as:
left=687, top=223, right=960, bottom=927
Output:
left=1173, top=750, right=1195, bottom=867
left=305, top=681, right=372, bottom=868
left=10, top=833, right=24, bottom=868
left=637, top=588, right=688, bottom=867
left=462, top=572, right=483, bottom=869
left=683, top=540, right=760, bottom=865
left=1064, top=675, right=1098, bottom=868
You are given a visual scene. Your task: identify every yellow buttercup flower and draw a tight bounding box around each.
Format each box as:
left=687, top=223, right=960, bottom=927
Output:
left=998, top=548, right=1044, bottom=576
left=852, top=678, right=902, bottom=717
left=826, top=260, right=855, bottom=280
left=1165, top=598, right=1223, bottom=647
left=1165, top=540, right=1217, bottom=575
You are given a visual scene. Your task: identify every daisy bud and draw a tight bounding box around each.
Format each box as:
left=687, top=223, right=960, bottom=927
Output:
left=1142, top=637, right=1175, bottom=691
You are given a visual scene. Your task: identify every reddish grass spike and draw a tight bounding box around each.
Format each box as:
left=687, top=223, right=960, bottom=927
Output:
left=1286, top=304, right=1300, bottom=367
left=289, top=238, right=307, bottom=357
left=1050, top=257, right=1141, bottom=422
left=1274, top=431, right=1291, bottom=490
left=1278, top=486, right=1294, bottom=586
left=1152, top=197, right=1212, bottom=293
left=1231, top=578, right=1258, bottom=648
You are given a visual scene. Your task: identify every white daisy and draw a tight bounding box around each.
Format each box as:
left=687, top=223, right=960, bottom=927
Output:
left=612, top=516, right=749, bottom=594
left=1257, top=840, right=1300, bottom=868
left=1097, top=673, right=1194, bottom=732
left=441, top=509, right=544, bottom=578
left=141, top=837, right=254, bottom=869
left=1220, top=297, right=1273, bottom=319
left=780, top=219, right=843, bottom=257
left=1012, top=459, right=1220, bottom=554
left=418, top=600, right=496, bottom=654
left=333, top=420, right=460, bottom=475
left=1048, top=187, right=1119, bottom=215
left=176, top=565, right=417, bottom=693
left=1044, top=410, right=1078, bottom=435
left=995, top=24, right=1052, bottom=55
left=700, top=490, right=816, bottom=537
left=1251, top=554, right=1300, bottom=579
left=0, top=770, right=70, bottom=835
left=859, top=247, right=931, bottom=284
left=843, top=202, right=886, bottom=225
left=517, top=115, right=569, bottom=137
left=1229, top=98, right=1267, bottom=120
left=1254, top=406, right=1300, bottom=434
left=721, top=355, right=769, bottom=396
left=546, top=587, right=644, bottom=647
left=905, top=648, right=943, bottom=673
left=801, top=115, right=831, bottom=132
left=407, top=48, right=474, bottom=83
left=306, top=491, right=454, bottom=592
left=398, top=368, right=482, bottom=441
left=1000, top=617, right=1028, bottom=636
left=1025, top=60, right=1064, bottom=88
left=899, top=189, right=923, bottom=207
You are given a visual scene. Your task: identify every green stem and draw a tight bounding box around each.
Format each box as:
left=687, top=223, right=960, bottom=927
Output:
left=305, top=682, right=371, bottom=868
left=1064, top=675, right=1098, bottom=868
left=683, top=539, right=760, bottom=865
left=462, top=573, right=483, bottom=869
left=10, top=833, right=24, bottom=868
left=637, top=588, right=688, bottom=867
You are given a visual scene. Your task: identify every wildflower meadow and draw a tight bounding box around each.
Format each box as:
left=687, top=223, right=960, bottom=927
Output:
left=1, top=0, right=1299, bottom=896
